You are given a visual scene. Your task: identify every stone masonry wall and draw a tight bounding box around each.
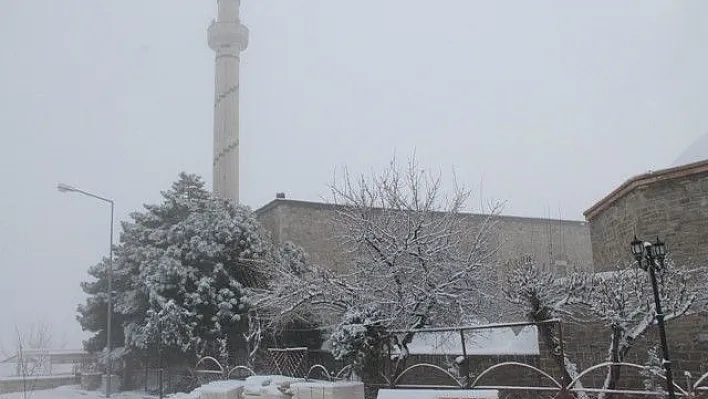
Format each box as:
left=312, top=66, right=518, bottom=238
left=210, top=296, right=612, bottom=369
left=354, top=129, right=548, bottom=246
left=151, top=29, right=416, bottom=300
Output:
left=257, top=201, right=348, bottom=272
left=0, top=375, right=79, bottom=395
left=547, top=314, right=708, bottom=392
left=588, top=168, right=708, bottom=271
left=255, top=199, right=593, bottom=274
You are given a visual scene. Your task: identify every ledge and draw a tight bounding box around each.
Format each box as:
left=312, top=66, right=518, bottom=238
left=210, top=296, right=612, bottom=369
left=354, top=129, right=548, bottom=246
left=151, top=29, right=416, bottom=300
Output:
left=584, top=158, right=708, bottom=221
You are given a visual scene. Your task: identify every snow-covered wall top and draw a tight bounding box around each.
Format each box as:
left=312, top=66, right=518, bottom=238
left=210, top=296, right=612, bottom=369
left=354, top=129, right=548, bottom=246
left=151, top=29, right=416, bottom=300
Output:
left=392, top=326, right=540, bottom=356
left=404, top=326, right=539, bottom=356
left=319, top=326, right=539, bottom=356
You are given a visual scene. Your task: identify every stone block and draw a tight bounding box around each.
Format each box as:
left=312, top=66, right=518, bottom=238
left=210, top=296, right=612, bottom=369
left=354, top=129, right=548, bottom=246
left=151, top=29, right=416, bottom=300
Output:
left=290, top=380, right=365, bottom=399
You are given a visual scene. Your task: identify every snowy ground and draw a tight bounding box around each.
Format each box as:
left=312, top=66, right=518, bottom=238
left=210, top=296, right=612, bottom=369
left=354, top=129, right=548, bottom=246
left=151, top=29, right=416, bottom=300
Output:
left=0, top=385, right=159, bottom=399
left=0, top=378, right=496, bottom=399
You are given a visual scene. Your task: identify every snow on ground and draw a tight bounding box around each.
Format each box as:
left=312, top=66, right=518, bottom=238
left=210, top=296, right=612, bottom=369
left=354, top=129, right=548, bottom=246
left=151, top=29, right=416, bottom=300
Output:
left=0, top=385, right=157, bottom=399
left=0, top=375, right=310, bottom=399
left=0, top=375, right=456, bottom=399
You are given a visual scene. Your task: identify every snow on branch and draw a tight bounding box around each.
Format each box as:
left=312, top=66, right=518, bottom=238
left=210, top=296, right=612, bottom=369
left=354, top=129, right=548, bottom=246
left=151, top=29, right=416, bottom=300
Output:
left=257, top=156, right=506, bottom=381
left=505, top=258, right=708, bottom=397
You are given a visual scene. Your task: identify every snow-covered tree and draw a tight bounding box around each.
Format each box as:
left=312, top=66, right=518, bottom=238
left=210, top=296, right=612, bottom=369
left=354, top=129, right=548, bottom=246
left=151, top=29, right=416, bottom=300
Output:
left=77, top=258, right=128, bottom=353
left=505, top=259, right=707, bottom=398
left=78, top=173, right=274, bottom=365
left=255, top=157, right=503, bottom=380
left=1, top=322, right=60, bottom=399
left=504, top=260, right=589, bottom=388
left=585, top=262, right=703, bottom=398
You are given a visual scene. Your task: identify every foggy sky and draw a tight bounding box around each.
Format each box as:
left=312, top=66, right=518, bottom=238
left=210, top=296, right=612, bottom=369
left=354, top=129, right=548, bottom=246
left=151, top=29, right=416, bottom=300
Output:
left=1, top=1, right=707, bottom=349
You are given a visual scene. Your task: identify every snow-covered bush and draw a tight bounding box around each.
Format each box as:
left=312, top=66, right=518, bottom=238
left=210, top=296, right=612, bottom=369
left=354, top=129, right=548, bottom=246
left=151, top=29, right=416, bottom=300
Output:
left=330, top=306, right=387, bottom=376
left=641, top=346, right=666, bottom=398
left=277, top=241, right=308, bottom=276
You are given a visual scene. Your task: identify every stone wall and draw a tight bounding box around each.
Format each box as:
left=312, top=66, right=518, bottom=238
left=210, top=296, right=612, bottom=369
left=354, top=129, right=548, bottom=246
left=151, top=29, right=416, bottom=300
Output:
left=535, top=314, right=708, bottom=392
left=586, top=163, right=708, bottom=271
left=0, top=375, right=79, bottom=394
left=256, top=199, right=593, bottom=274
left=579, top=161, right=708, bottom=392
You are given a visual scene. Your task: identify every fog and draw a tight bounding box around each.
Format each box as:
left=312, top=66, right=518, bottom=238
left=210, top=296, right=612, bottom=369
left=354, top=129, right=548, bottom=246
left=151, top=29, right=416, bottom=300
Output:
left=1, top=1, right=706, bottom=350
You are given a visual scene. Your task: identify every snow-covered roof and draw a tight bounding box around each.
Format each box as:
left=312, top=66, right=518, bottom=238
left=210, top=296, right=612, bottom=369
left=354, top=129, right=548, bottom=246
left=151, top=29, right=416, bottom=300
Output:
left=320, top=325, right=540, bottom=356
left=404, top=326, right=539, bottom=356
left=256, top=198, right=587, bottom=225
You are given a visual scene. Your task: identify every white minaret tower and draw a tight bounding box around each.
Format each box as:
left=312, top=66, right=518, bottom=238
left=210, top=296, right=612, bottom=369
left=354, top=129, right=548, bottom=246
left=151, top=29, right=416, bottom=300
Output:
left=208, top=0, right=249, bottom=203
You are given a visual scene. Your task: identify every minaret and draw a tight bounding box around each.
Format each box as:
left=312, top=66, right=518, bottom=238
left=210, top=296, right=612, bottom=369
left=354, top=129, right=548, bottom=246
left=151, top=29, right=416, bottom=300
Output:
left=208, top=0, right=249, bottom=203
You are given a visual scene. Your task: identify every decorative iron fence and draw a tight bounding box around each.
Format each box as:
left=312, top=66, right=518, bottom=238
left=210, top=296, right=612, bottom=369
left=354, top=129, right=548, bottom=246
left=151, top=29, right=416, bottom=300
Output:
left=188, top=319, right=708, bottom=399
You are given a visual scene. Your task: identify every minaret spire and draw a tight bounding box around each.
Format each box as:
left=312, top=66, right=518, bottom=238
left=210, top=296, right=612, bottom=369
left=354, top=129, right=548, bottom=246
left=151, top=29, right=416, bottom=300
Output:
left=208, top=0, right=249, bottom=203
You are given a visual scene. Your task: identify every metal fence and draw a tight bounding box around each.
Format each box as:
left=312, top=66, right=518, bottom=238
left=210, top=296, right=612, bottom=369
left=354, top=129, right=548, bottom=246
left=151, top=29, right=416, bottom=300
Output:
left=187, top=320, right=708, bottom=399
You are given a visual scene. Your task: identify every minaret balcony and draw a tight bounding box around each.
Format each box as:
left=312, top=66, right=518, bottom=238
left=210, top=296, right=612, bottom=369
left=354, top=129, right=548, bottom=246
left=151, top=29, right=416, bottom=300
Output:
left=208, top=20, right=249, bottom=52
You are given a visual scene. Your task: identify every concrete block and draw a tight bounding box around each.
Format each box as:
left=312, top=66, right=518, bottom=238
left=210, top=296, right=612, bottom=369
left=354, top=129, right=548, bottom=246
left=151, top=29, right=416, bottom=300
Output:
left=201, top=380, right=245, bottom=399
left=290, top=380, right=364, bottom=399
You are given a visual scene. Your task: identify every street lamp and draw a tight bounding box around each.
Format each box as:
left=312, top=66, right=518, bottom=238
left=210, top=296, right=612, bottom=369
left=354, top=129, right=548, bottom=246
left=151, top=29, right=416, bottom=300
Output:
left=630, top=236, right=675, bottom=399
left=57, top=183, right=115, bottom=397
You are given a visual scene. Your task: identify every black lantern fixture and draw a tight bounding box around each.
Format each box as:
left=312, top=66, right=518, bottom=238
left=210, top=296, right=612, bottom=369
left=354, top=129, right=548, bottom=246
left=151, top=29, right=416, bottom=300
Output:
left=629, top=236, right=675, bottom=399
left=653, top=237, right=667, bottom=264
left=631, top=236, right=645, bottom=265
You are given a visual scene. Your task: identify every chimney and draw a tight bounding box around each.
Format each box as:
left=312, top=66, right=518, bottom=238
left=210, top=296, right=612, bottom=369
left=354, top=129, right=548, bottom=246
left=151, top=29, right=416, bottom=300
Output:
left=276, top=192, right=286, bottom=199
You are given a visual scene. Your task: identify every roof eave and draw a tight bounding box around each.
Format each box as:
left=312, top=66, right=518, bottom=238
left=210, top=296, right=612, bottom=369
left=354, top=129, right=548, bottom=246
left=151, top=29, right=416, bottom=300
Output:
left=584, top=158, right=708, bottom=221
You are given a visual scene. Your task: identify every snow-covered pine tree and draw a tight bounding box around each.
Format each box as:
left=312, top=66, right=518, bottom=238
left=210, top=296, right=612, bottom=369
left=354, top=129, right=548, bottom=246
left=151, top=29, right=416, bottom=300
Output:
left=78, top=173, right=273, bottom=365
left=77, top=258, right=128, bottom=353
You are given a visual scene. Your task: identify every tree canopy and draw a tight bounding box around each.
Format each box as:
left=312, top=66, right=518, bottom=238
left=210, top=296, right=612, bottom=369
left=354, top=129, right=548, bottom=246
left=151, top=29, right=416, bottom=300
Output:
left=77, top=173, right=273, bottom=363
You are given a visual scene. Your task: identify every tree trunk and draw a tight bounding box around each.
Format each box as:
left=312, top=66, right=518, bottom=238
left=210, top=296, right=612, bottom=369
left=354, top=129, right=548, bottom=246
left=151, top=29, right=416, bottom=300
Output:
left=599, top=328, right=623, bottom=399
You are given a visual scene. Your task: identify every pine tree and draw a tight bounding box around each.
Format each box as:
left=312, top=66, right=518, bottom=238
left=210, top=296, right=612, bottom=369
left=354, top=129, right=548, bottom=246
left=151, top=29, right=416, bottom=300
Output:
left=78, top=173, right=273, bottom=364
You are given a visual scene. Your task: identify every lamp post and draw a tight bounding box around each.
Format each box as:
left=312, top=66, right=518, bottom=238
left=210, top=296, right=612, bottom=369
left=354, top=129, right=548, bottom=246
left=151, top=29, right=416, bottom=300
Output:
left=630, top=236, right=675, bottom=399
left=57, top=183, right=115, bottom=397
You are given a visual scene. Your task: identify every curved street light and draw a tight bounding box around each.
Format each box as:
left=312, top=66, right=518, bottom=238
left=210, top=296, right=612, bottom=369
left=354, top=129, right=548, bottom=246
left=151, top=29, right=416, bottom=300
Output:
left=57, top=183, right=115, bottom=397
left=630, top=236, right=675, bottom=399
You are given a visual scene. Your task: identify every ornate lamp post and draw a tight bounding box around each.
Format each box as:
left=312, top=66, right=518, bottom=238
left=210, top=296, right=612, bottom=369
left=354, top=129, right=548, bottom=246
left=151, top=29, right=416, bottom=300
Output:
left=630, top=236, right=675, bottom=399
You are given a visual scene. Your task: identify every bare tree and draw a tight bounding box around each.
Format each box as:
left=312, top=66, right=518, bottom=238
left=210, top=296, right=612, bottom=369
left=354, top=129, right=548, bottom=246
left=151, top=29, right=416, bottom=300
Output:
left=1, top=322, right=58, bottom=399
left=585, top=263, right=704, bottom=399
left=505, top=260, right=707, bottom=399
left=242, top=310, right=262, bottom=370
left=504, top=260, right=590, bottom=393
left=255, top=157, right=504, bottom=380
